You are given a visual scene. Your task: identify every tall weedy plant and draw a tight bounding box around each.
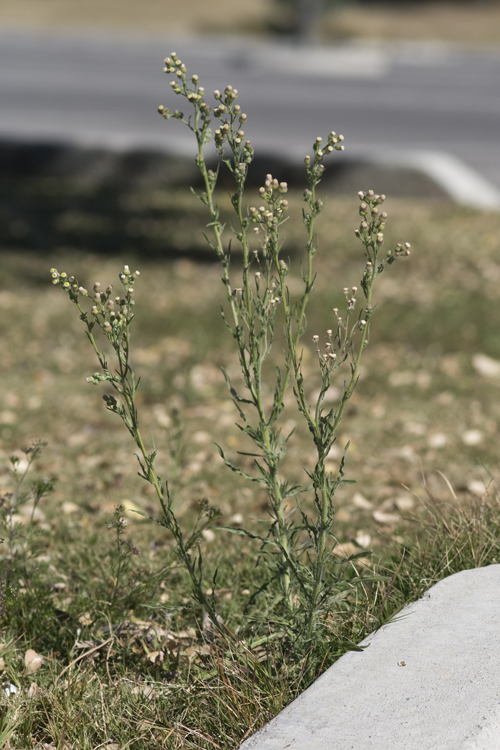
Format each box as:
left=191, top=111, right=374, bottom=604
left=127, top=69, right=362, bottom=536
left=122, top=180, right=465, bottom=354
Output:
left=49, top=266, right=224, bottom=633
left=157, top=53, right=410, bottom=664
left=51, top=53, right=410, bottom=673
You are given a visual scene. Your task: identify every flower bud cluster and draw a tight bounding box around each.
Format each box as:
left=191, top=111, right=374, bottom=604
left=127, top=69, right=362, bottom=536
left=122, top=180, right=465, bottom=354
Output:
left=304, top=131, right=345, bottom=187
left=212, top=84, right=253, bottom=166
left=312, top=330, right=338, bottom=374
left=158, top=52, right=211, bottom=127
left=353, top=191, right=410, bottom=295
left=343, top=285, right=358, bottom=312
left=50, top=265, right=140, bottom=334
left=249, top=174, right=289, bottom=232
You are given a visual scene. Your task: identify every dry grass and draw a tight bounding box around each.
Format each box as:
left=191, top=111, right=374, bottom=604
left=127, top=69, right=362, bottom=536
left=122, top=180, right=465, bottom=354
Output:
left=1, top=0, right=500, bottom=46
left=2, top=188, right=500, bottom=746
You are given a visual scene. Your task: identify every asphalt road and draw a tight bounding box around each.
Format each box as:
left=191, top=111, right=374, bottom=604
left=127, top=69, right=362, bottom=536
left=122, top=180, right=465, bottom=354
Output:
left=2, top=30, right=500, bottom=205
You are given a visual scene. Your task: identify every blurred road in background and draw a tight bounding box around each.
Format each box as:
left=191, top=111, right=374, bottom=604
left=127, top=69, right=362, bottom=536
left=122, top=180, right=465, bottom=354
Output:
left=2, top=30, right=500, bottom=207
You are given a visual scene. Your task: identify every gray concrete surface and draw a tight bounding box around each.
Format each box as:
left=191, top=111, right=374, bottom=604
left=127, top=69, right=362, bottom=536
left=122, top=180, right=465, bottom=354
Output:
left=240, top=565, right=500, bottom=750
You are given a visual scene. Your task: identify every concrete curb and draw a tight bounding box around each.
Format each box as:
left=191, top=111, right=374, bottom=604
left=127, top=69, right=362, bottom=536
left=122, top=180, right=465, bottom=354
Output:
left=240, top=565, right=500, bottom=750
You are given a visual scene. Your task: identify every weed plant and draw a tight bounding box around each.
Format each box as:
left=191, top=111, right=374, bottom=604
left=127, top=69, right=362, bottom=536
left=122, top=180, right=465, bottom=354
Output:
left=50, top=54, right=411, bottom=683
left=0, top=441, right=55, bottom=588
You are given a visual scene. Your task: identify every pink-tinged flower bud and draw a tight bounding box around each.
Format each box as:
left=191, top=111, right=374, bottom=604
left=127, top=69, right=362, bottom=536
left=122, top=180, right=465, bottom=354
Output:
left=104, top=322, right=112, bottom=332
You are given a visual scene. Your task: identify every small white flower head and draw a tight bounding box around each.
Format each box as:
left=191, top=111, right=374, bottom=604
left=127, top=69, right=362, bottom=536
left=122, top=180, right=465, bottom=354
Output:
left=312, top=334, right=319, bottom=343
left=103, top=322, right=112, bottom=333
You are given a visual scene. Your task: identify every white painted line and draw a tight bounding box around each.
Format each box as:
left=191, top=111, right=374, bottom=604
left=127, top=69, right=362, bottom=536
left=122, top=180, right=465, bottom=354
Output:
left=363, top=148, right=500, bottom=210
left=250, top=44, right=389, bottom=79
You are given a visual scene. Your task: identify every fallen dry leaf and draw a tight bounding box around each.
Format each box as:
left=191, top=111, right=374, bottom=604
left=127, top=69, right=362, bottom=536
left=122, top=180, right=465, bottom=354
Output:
left=332, top=542, right=358, bottom=558
left=472, top=353, right=500, bottom=378
left=372, top=510, right=400, bottom=526
left=25, top=649, right=43, bottom=673
left=355, top=532, right=371, bottom=549
left=461, top=429, right=483, bottom=446
left=394, top=495, right=415, bottom=512
left=28, top=681, right=40, bottom=697
left=352, top=492, right=373, bottom=510
left=146, top=650, right=164, bottom=665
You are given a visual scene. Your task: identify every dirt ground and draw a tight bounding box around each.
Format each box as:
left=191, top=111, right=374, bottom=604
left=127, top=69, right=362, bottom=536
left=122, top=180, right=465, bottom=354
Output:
left=1, top=0, right=500, bottom=45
